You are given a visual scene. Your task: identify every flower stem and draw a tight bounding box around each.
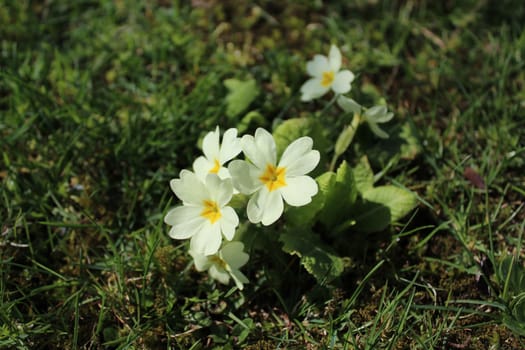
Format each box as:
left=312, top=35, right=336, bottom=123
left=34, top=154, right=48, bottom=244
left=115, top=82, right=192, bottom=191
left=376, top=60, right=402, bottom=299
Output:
left=317, top=94, right=339, bottom=118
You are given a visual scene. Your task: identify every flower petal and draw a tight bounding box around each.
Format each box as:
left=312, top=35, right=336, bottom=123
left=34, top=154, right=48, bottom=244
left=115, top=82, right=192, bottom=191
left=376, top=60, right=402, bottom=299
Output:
left=364, top=105, right=386, bottom=121
left=337, top=95, right=362, bottom=114
left=376, top=112, right=394, bottom=123
left=221, top=242, right=249, bottom=269
left=205, top=174, right=232, bottom=207
left=253, top=128, right=277, bottom=166
left=247, top=189, right=284, bottom=226
left=279, top=137, right=320, bottom=176
left=328, top=45, right=342, bottom=72
left=167, top=216, right=206, bottom=240
left=261, top=190, right=284, bottom=225
left=331, top=70, right=354, bottom=94
left=280, top=175, right=318, bottom=206
left=192, top=156, right=213, bottom=182
left=279, top=137, right=313, bottom=166
left=246, top=192, right=264, bottom=224
left=241, top=131, right=275, bottom=170
left=189, top=250, right=211, bottom=271
left=367, top=121, right=390, bottom=139
left=306, top=54, right=330, bottom=77
left=220, top=206, right=239, bottom=241
left=300, top=78, right=330, bottom=101
left=190, top=221, right=222, bottom=255
left=365, top=106, right=394, bottom=123
left=164, top=205, right=201, bottom=226
left=228, top=160, right=261, bottom=194
left=216, top=166, right=232, bottom=180
left=283, top=150, right=320, bottom=177
left=202, top=126, right=220, bottom=160
left=219, top=128, right=242, bottom=164
left=230, top=269, right=249, bottom=290
left=170, top=170, right=208, bottom=205
left=209, top=265, right=230, bottom=284
left=165, top=206, right=205, bottom=239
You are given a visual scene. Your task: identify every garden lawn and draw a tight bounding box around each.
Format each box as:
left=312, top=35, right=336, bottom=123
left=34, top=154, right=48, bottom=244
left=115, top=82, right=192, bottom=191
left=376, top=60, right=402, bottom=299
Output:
left=1, top=1, right=525, bottom=349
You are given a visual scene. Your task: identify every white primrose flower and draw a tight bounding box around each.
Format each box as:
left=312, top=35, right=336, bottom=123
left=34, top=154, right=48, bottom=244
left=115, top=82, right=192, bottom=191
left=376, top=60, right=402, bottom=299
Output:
left=164, top=170, right=239, bottom=255
left=190, top=241, right=249, bottom=290
left=228, top=128, right=320, bottom=226
left=338, top=96, right=394, bottom=139
left=300, top=45, right=355, bottom=102
left=193, top=127, right=242, bottom=182
left=362, top=105, right=394, bottom=139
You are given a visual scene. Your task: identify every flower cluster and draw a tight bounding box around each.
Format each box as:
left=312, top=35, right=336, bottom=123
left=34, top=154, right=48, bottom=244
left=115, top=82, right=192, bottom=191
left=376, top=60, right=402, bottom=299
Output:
left=165, top=127, right=320, bottom=289
left=165, top=44, right=394, bottom=290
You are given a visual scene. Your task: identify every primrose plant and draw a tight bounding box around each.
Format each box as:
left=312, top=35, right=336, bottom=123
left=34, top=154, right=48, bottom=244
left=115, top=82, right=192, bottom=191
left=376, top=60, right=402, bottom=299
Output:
left=164, top=44, right=418, bottom=289
left=165, top=127, right=320, bottom=289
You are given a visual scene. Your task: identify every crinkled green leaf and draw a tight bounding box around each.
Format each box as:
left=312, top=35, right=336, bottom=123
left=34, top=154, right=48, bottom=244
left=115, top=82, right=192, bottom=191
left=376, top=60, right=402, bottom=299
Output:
left=316, top=171, right=336, bottom=195
left=362, top=185, right=417, bottom=223
left=280, top=228, right=345, bottom=283
left=353, top=185, right=416, bottom=233
left=353, top=156, right=374, bottom=194
left=318, top=161, right=357, bottom=230
left=272, top=117, right=329, bottom=160
left=236, top=110, right=267, bottom=134
left=398, top=120, right=422, bottom=160
left=224, top=78, right=259, bottom=118
left=285, top=170, right=333, bottom=227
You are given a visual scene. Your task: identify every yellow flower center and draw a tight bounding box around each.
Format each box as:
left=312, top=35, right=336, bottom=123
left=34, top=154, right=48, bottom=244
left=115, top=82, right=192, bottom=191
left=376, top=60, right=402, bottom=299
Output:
left=201, top=200, right=222, bottom=224
left=209, top=158, right=221, bottom=174
left=321, top=71, right=335, bottom=87
left=209, top=255, right=227, bottom=269
left=259, top=164, right=287, bottom=192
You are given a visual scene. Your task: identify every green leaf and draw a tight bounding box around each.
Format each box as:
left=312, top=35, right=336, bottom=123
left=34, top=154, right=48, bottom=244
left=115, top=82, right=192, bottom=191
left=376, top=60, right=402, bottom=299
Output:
left=352, top=201, right=391, bottom=233
left=398, top=120, right=421, bottom=160
left=499, top=256, right=525, bottom=298
left=353, top=185, right=417, bottom=233
left=285, top=170, right=333, bottom=227
left=280, top=228, right=345, bottom=283
left=272, top=117, right=329, bottom=160
left=512, top=293, right=525, bottom=323
left=362, top=185, right=417, bottom=223
left=504, top=292, right=525, bottom=336
left=353, top=156, right=374, bottom=194
left=224, top=78, right=259, bottom=118
left=318, top=161, right=358, bottom=230
left=236, top=110, right=267, bottom=134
